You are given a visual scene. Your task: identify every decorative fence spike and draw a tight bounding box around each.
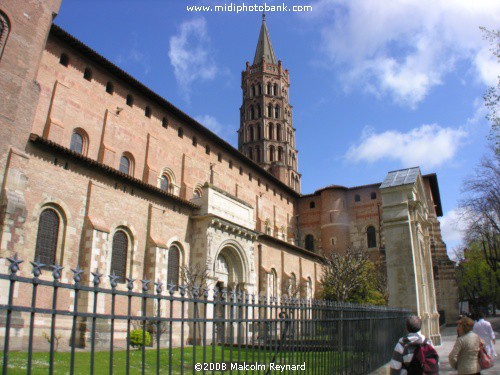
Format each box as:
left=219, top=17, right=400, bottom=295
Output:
left=71, top=266, right=83, bottom=283
left=7, top=253, right=23, bottom=274
left=30, top=258, right=45, bottom=278
left=51, top=263, right=63, bottom=280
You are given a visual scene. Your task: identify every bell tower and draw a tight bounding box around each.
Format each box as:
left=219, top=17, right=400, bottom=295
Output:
left=238, top=14, right=300, bottom=193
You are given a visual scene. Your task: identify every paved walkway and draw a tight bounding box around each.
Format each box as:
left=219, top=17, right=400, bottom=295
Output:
left=435, top=318, right=499, bottom=374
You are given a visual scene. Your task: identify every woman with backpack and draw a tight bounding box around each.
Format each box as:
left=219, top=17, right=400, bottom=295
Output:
left=449, top=317, right=482, bottom=374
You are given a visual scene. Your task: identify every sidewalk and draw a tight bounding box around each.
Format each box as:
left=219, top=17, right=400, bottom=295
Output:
left=435, top=323, right=499, bottom=374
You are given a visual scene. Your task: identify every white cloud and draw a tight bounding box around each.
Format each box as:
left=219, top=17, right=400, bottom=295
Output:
left=440, top=208, right=470, bottom=259
left=309, top=0, right=500, bottom=107
left=168, top=18, right=217, bottom=99
left=117, top=35, right=151, bottom=75
left=345, top=124, right=467, bottom=168
left=194, top=114, right=223, bottom=135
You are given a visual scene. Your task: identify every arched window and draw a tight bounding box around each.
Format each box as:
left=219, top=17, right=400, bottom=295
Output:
left=193, top=186, right=203, bottom=198
left=34, top=209, right=60, bottom=267
left=258, top=84, right=262, bottom=95
left=83, top=67, right=92, bottom=81
left=292, top=154, right=296, bottom=169
left=269, top=146, right=275, bottom=162
left=371, top=192, right=377, bottom=200
left=354, top=194, right=361, bottom=202
left=367, top=226, right=377, bottom=248
left=257, top=104, right=261, bottom=118
left=178, top=128, right=183, bottom=138
left=275, top=105, right=280, bottom=119
left=276, top=124, right=282, bottom=141
left=305, top=234, right=314, bottom=251
left=119, top=154, right=133, bottom=176
left=267, top=83, right=271, bottom=95
left=269, top=123, right=274, bottom=140
left=69, top=130, right=88, bottom=155
left=257, top=124, right=262, bottom=140
left=251, top=85, right=256, bottom=97
left=192, top=136, right=197, bottom=147
left=59, top=53, right=69, bottom=67
left=249, top=126, right=254, bottom=142
left=273, top=84, right=278, bottom=96
left=278, top=147, right=283, bottom=161
left=106, top=82, right=114, bottom=95
left=160, top=175, right=170, bottom=192
left=268, top=269, right=278, bottom=299
left=126, top=95, right=134, bottom=107
left=250, top=105, right=255, bottom=120
left=248, top=148, right=253, bottom=160
left=111, top=230, right=128, bottom=283
left=0, top=11, right=10, bottom=58
left=167, top=246, right=180, bottom=288
left=268, top=104, right=272, bottom=117
left=145, top=106, right=152, bottom=118
left=256, top=147, right=261, bottom=163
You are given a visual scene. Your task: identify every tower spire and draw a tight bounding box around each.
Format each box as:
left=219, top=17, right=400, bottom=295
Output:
left=253, top=13, right=277, bottom=65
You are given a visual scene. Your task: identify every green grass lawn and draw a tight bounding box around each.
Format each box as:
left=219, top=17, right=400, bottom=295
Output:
left=0, top=345, right=365, bottom=374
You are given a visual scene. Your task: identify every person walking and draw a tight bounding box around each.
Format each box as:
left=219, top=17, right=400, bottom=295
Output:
left=390, top=315, right=439, bottom=374
left=473, top=312, right=497, bottom=358
left=449, top=317, right=482, bottom=375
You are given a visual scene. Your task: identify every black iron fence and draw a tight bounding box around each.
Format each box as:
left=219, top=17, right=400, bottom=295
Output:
left=0, top=255, right=410, bottom=374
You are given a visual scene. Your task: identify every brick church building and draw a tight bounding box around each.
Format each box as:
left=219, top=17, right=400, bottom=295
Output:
left=0, top=0, right=457, bottom=346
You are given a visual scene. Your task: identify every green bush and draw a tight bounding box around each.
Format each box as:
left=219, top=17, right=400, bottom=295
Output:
left=129, top=329, right=151, bottom=348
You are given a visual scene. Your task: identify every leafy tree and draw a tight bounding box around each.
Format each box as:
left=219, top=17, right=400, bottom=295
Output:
left=481, top=27, right=500, bottom=155
left=320, top=247, right=387, bottom=305
left=481, top=27, right=500, bottom=154
left=455, top=244, right=500, bottom=313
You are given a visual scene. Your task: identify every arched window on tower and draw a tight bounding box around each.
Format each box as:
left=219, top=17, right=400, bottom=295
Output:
left=278, top=147, right=283, bottom=162
left=257, top=104, right=261, bottom=118
left=119, top=154, right=133, bottom=176
left=269, top=123, right=274, bottom=140
left=251, top=85, right=256, bottom=97
left=249, top=126, right=254, bottom=142
left=273, top=84, right=278, bottom=96
left=250, top=105, right=255, bottom=120
left=275, top=105, right=280, bottom=119
left=277, top=124, right=282, bottom=141
left=248, top=148, right=253, bottom=160
left=269, top=146, right=275, bottom=162
left=34, top=208, right=61, bottom=267
left=367, top=226, right=377, bottom=248
left=256, top=146, right=261, bottom=162
left=258, top=83, right=262, bottom=95
left=267, top=83, right=271, bottom=95
left=111, top=230, right=128, bottom=283
left=257, top=124, right=262, bottom=140
left=70, top=131, right=84, bottom=154
left=305, top=234, right=315, bottom=252
left=268, top=104, right=272, bottom=118
left=167, top=246, right=181, bottom=288
left=160, top=175, right=171, bottom=192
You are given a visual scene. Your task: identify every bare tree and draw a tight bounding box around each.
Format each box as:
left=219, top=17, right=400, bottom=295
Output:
left=180, top=264, right=210, bottom=297
left=461, top=152, right=500, bottom=285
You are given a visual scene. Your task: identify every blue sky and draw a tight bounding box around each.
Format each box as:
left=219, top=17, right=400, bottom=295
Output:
left=54, top=0, right=500, bottom=256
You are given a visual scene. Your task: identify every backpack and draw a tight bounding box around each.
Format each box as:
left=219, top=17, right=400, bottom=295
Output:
left=404, top=339, right=439, bottom=375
